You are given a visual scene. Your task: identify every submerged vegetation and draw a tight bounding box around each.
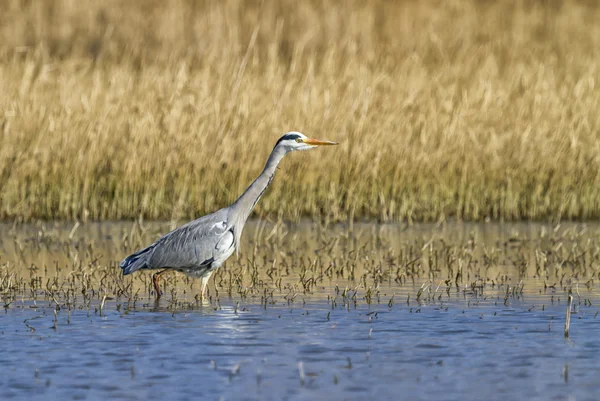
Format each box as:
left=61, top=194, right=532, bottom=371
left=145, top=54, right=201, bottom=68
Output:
left=1, top=221, right=598, bottom=315
left=1, top=0, right=600, bottom=222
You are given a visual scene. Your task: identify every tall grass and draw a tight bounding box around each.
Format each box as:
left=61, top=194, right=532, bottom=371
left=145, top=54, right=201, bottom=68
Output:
left=1, top=0, right=600, bottom=222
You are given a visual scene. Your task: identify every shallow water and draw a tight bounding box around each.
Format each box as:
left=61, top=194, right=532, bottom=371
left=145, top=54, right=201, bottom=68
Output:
left=2, top=221, right=600, bottom=401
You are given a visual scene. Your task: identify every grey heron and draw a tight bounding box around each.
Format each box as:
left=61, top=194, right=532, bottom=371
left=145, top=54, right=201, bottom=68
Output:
left=119, top=132, right=337, bottom=298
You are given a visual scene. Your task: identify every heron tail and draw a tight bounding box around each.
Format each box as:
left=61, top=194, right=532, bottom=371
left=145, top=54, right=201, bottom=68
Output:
left=119, top=245, right=154, bottom=275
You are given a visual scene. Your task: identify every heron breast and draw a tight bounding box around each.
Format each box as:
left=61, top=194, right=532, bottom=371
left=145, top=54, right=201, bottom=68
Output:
left=212, top=230, right=235, bottom=268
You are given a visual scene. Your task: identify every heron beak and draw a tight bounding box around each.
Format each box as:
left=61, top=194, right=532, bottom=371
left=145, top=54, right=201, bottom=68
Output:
left=302, top=138, right=338, bottom=146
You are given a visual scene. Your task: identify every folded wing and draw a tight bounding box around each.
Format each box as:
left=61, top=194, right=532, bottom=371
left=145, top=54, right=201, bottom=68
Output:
left=120, top=209, right=232, bottom=274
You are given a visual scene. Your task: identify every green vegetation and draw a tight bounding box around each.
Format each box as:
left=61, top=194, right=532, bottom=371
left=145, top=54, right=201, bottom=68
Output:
left=1, top=0, right=599, bottom=222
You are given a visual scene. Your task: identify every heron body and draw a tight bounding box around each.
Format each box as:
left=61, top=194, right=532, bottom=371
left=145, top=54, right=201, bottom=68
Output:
left=119, top=132, right=337, bottom=298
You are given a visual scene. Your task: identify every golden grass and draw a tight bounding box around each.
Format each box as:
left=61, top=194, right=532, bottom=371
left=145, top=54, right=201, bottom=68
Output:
left=1, top=0, right=600, bottom=222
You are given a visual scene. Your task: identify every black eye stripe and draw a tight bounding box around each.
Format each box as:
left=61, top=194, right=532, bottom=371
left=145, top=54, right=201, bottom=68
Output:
left=275, top=133, right=302, bottom=146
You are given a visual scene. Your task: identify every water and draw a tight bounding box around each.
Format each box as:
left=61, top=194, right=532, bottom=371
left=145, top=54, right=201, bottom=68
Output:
left=1, top=221, right=600, bottom=401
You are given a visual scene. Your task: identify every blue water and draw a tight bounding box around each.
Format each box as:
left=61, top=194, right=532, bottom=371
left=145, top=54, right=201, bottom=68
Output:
left=2, top=293, right=599, bottom=401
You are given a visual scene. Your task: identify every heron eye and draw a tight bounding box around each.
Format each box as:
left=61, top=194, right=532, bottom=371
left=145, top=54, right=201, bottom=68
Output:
left=295, top=138, right=302, bottom=143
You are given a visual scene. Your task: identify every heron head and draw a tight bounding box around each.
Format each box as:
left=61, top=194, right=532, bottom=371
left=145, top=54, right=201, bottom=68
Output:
left=275, top=131, right=338, bottom=152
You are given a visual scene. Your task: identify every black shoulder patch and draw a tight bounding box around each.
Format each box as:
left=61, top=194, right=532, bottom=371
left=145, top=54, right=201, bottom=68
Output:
left=199, top=257, right=215, bottom=268
left=275, top=133, right=301, bottom=146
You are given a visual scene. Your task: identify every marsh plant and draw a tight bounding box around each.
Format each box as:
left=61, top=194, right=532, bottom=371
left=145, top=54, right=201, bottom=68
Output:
left=1, top=221, right=599, bottom=319
left=0, top=1, right=600, bottom=222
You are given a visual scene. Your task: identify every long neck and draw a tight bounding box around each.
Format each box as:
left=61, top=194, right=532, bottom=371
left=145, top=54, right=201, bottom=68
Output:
left=231, top=145, right=287, bottom=225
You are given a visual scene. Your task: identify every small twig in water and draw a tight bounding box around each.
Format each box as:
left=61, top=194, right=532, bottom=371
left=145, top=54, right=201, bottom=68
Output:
left=298, top=362, right=305, bottom=385
left=100, top=295, right=107, bottom=317
left=564, top=294, right=573, bottom=338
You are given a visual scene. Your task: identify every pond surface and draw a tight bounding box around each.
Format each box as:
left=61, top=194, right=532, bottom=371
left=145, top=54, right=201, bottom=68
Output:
left=1, top=220, right=600, bottom=401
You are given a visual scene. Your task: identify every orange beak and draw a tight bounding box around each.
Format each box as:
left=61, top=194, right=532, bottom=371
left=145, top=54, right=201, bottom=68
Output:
left=302, top=138, right=338, bottom=146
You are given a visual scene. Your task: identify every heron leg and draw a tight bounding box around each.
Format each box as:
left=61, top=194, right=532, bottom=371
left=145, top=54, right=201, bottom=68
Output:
left=152, top=269, right=169, bottom=297
left=200, top=271, right=213, bottom=300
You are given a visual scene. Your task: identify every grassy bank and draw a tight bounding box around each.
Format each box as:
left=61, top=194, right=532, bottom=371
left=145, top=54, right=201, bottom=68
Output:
left=1, top=0, right=600, bottom=222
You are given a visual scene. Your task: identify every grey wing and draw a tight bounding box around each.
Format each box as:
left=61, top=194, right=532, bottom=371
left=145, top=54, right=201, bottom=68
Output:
left=146, top=209, right=234, bottom=270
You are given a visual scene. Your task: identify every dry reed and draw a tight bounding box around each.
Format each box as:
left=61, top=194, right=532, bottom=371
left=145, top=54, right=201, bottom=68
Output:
left=1, top=220, right=597, bottom=313
left=1, top=0, right=600, bottom=222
